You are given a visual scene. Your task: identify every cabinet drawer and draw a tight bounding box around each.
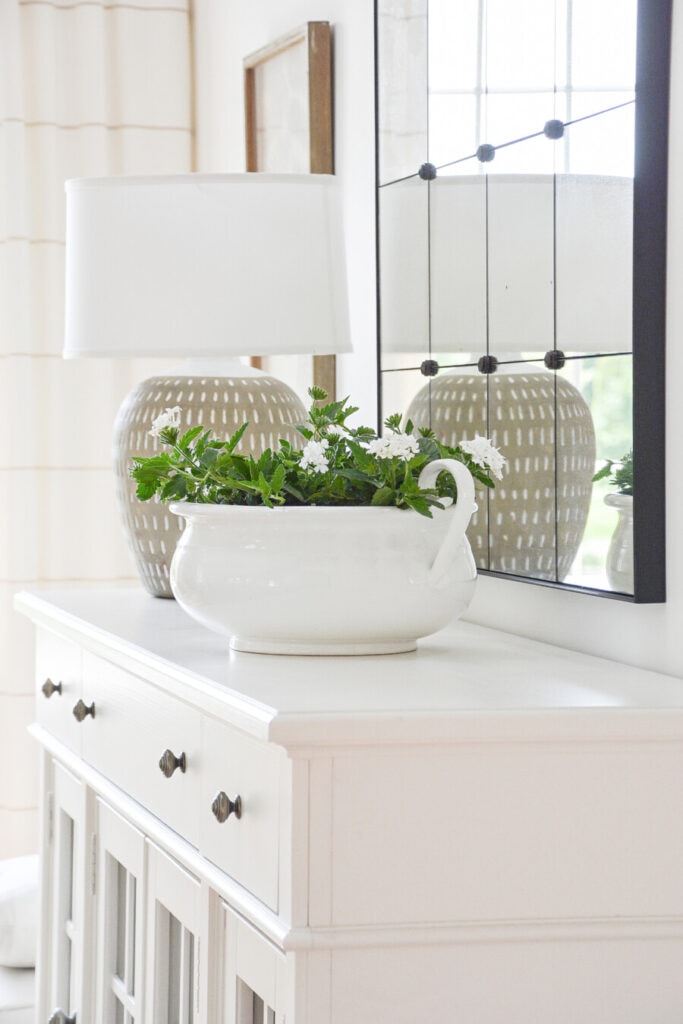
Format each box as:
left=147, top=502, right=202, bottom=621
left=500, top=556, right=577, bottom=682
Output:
left=81, top=652, right=201, bottom=845
left=35, top=628, right=83, bottom=754
left=200, top=716, right=281, bottom=911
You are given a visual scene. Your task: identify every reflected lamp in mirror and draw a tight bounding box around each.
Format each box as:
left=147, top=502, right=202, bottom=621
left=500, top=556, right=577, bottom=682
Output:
left=64, top=172, right=351, bottom=597
left=380, top=173, right=632, bottom=583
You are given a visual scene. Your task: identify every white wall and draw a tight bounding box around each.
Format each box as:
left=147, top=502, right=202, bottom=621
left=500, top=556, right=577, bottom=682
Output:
left=193, top=0, right=377, bottom=421
left=197, top=0, right=683, bottom=679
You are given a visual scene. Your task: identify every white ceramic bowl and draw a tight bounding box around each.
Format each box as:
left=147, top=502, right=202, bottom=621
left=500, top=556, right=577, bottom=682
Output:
left=169, top=458, right=477, bottom=655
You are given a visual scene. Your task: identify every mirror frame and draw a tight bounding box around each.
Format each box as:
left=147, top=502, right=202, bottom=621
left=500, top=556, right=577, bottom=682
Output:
left=374, top=0, right=672, bottom=603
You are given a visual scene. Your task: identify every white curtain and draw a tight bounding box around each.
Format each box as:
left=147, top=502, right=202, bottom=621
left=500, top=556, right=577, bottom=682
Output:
left=0, top=0, right=195, bottom=857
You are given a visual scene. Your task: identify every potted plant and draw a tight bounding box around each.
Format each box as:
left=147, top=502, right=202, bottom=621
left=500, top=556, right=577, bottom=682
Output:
left=593, top=450, right=633, bottom=593
left=131, top=388, right=506, bottom=655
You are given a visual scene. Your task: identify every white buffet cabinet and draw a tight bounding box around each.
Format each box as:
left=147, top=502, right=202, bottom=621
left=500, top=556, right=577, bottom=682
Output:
left=15, top=588, right=683, bottom=1023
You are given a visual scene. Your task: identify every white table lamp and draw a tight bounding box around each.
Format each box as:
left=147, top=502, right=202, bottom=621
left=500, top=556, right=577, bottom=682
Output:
left=380, top=173, right=632, bottom=357
left=379, top=173, right=632, bottom=580
left=64, top=172, right=351, bottom=596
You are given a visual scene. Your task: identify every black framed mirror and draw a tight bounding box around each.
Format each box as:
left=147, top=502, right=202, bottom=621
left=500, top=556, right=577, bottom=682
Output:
left=375, top=0, right=671, bottom=601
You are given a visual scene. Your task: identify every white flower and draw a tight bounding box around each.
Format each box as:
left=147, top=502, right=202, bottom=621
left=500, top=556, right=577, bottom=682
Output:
left=366, top=432, right=420, bottom=462
left=324, top=423, right=347, bottom=438
left=460, top=434, right=506, bottom=480
left=149, top=406, right=182, bottom=438
left=300, top=438, right=330, bottom=473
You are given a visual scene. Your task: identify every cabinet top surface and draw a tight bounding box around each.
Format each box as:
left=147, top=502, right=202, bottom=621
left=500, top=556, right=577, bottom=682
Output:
left=16, top=587, right=683, bottom=745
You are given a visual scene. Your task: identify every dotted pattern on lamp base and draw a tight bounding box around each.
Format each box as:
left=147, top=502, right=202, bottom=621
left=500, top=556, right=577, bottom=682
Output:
left=113, top=374, right=308, bottom=598
left=406, top=370, right=596, bottom=582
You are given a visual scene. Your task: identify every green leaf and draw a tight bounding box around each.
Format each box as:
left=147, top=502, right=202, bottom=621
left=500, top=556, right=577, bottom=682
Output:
left=336, top=467, right=374, bottom=484
left=384, top=412, right=402, bottom=432
left=198, top=448, right=219, bottom=468
left=257, top=471, right=273, bottom=506
left=406, top=452, right=428, bottom=473
left=256, top=449, right=275, bottom=473
left=130, top=454, right=173, bottom=484
left=317, top=399, right=347, bottom=422
left=217, top=475, right=260, bottom=497
left=282, top=482, right=306, bottom=502
left=271, top=464, right=286, bottom=494
left=404, top=495, right=434, bottom=518
left=225, top=421, right=249, bottom=453
left=135, top=480, right=159, bottom=501
left=398, top=469, right=423, bottom=497
left=592, top=461, right=614, bottom=483
left=371, top=486, right=396, bottom=507
left=215, top=451, right=248, bottom=474
left=418, top=435, right=441, bottom=461
left=326, top=476, right=349, bottom=498
left=178, top=425, right=204, bottom=449
left=160, top=475, right=188, bottom=501
left=348, top=441, right=377, bottom=474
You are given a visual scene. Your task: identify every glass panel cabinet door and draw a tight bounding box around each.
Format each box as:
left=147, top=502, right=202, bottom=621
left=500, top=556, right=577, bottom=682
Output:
left=45, top=760, right=92, bottom=1024
left=94, top=800, right=145, bottom=1023
left=145, top=842, right=202, bottom=1024
left=222, top=905, right=286, bottom=1024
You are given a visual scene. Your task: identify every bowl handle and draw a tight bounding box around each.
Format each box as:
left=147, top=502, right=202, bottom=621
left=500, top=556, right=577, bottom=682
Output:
left=417, top=458, right=476, bottom=583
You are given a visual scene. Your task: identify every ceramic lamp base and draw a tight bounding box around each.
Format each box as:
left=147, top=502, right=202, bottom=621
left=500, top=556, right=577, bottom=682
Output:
left=406, top=368, right=596, bottom=581
left=113, top=367, right=307, bottom=597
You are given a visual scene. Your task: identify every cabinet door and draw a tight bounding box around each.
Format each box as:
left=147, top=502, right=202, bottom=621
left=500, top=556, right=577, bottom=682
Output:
left=145, top=842, right=202, bottom=1024
left=94, top=800, right=146, bottom=1023
left=45, top=760, right=93, bottom=1023
left=222, top=906, right=286, bottom=1024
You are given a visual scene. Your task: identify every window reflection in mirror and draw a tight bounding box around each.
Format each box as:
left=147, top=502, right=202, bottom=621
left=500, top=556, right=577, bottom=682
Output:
left=376, top=0, right=668, bottom=599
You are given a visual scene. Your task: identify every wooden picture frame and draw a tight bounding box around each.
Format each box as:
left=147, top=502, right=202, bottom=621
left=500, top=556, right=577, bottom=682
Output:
left=244, top=22, right=336, bottom=399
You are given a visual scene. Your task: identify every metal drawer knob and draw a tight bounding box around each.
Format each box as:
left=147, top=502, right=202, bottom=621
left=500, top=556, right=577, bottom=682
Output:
left=211, top=791, right=242, bottom=823
left=72, top=699, right=95, bottom=722
left=41, top=677, right=62, bottom=699
left=48, top=1009, right=77, bottom=1024
left=159, top=749, right=186, bottom=778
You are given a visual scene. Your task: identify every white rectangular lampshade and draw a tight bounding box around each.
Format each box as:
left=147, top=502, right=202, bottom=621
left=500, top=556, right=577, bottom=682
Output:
left=64, top=173, right=352, bottom=358
left=379, top=173, right=633, bottom=355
